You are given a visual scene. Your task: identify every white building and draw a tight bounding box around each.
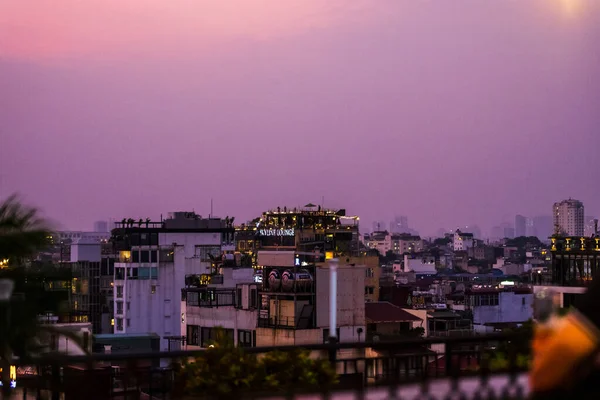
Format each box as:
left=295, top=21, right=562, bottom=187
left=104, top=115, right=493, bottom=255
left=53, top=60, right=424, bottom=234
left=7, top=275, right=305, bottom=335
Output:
left=402, top=254, right=436, bottom=274
left=453, top=230, right=474, bottom=251
left=112, top=212, right=235, bottom=351
left=553, top=199, right=584, bottom=236
left=364, top=231, right=391, bottom=255
left=467, top=288, right=533, bottom=333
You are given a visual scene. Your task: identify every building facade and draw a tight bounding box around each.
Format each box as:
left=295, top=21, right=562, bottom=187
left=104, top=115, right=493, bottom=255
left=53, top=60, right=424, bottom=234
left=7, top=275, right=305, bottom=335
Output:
left=466, top=287, right=533, bottom=333
left=553, top=199, right=585, bottom=236
left=183, top=269, right=258, bottom=349
left=111, top=212, right=235, bottom=351
left=453, top=230, right=474, bottom=251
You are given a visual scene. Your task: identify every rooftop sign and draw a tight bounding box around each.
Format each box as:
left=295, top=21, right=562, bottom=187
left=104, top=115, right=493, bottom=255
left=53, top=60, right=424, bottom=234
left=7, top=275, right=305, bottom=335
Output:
left=258, top=228, right=295, bottom=237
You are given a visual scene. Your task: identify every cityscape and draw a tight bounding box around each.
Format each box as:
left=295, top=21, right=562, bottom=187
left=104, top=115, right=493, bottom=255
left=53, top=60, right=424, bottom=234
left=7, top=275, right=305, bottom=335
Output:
left=2, top=0, right=600, bottom=398
left=0, top=195, right=598, bottom=397
left=22, top=197, right=598, bottom=345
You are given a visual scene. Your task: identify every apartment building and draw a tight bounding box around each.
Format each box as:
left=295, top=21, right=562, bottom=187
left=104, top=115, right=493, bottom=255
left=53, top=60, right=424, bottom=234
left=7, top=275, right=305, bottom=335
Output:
left=111, top=212, right=235, bottom=351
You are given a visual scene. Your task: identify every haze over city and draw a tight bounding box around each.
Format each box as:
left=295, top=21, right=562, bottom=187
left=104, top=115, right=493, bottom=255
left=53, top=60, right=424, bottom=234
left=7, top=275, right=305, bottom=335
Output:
left=1, top=0, right=599, bottom=236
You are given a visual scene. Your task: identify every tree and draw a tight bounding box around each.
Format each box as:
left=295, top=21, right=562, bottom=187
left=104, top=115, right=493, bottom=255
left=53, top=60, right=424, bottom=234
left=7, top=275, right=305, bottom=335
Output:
left=505, top=236, right=543, bottom=249
left=0, top=194, right=88, bottom=395
left=175, top=328, right=337, bottom=398
left=433, top=237, right=451, bottom=247
left=0, top=194, right=52, bottom=266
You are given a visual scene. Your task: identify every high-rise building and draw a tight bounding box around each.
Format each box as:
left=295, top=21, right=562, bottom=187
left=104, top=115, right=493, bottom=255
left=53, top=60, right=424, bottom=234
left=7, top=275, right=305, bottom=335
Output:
left=389, top=216, right=409, bottom=234
left=515, top=215, right=526, bottom=238
left=525, top=217, right=536, bottom=237
left=372, top=221, right=385, bottom=233
left=553, top=199, right=585, bottom=236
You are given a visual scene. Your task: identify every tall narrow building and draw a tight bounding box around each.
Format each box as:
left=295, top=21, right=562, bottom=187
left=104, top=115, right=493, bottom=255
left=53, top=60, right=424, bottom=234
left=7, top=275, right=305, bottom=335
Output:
left=111, top=212, right=235, bottom=351
left=553, top=199, right=585, bottom=236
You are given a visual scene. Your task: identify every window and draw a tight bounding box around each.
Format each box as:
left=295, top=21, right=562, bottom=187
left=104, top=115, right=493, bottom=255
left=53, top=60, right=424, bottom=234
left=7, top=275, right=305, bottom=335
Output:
left=250, top=288, right=258, bottom=309
left=365, top=286, right=374, bottom=295
left=187, top=325, right=199, bottom=345
left=132, top=251, right=140, bottom=263
left=116, top=285, right=123, bottom=299
left=138, top=267, right=150, bottom=279
left=150, top=251, right=158, bottom=263
left=116, top=318, right=123, bottom=331
left=201, top=327, right=215, bottom=347
left=127, top=302, right=130, bottom=311
left=366, top=268, right=375, bottom=278
left=236, top=288, right=242, bottom=308
left=151, top=285, right=157, bottom=294
left=471, top=294, right=499, bottom=307
left=140, top=250, right=150, bottom=263
left=238, top=330, right=254, bottom=348
left=201, top=327, right=233, bottom=347
left=126, top=319, right=130, bottom=328
left=115, top=268, right=125, bottom=280
left=116, top=301, right=123, bottom=315
left=187, top=291, right=199, bottom=306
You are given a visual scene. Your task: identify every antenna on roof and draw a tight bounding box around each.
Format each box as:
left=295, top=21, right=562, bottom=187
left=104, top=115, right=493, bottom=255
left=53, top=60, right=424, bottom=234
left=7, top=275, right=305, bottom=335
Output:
left=210, top=198, right=213, bottom=218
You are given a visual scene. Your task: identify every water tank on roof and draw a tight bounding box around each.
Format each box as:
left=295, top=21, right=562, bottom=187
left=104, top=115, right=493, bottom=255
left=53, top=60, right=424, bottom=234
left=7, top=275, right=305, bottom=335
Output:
left=281, top=269, right=313, bottom=292
left=268, top=269, right=281, bottom=291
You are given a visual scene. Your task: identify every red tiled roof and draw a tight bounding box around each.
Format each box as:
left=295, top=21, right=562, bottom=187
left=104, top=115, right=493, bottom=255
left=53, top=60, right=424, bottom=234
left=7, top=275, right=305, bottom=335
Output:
left=365, top=301, right=423, bottom=323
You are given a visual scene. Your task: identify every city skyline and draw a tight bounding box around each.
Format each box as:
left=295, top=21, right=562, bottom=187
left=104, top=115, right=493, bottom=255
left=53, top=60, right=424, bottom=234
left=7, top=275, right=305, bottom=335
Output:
left=2, top=0, right=599, bottom=236
left=77, top=200, right=595, bottom=240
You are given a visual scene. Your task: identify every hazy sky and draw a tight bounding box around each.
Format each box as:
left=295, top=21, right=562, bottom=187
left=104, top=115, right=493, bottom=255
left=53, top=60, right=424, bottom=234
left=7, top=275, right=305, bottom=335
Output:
left=1, top=0, right=599, bottom=236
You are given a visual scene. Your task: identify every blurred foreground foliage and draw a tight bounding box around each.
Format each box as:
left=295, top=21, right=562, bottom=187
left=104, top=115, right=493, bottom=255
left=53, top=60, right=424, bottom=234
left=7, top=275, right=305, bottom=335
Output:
left=173, top=328, right=338, bottom=399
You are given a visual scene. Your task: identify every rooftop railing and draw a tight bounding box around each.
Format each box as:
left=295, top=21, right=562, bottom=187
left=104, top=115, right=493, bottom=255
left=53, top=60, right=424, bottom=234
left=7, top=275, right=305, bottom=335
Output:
left=3, top=332, right=532, bottom=400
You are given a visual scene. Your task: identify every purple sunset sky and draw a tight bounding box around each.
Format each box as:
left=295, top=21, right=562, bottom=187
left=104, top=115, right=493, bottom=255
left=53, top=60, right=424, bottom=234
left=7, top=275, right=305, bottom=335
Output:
left=1, top=0, right=599, bottom=236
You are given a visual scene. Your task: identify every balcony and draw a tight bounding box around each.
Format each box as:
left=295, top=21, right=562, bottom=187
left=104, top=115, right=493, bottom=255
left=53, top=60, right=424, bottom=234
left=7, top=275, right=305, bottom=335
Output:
left=257, top=315, right=298, bottom=329
left=5, top=333, right=534, bottom=399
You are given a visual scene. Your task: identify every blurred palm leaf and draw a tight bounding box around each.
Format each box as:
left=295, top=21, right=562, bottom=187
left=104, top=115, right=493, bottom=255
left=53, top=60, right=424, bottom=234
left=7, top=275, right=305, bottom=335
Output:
left=0, top=194, right=53, bottom=262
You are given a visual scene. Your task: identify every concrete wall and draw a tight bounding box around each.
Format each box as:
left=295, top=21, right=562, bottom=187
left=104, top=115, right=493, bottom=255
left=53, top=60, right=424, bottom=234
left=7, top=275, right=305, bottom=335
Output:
left=257, top=251, right=295, bottom=267
left=316, top=264, right=365, bottom=328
